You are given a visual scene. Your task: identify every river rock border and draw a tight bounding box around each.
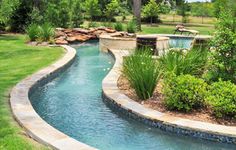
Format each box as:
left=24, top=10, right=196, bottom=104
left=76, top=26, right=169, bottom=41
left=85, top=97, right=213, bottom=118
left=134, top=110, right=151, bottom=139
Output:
left=10, top=45, right=96, bottom=150
left=102, top=49, right=236, bottom=144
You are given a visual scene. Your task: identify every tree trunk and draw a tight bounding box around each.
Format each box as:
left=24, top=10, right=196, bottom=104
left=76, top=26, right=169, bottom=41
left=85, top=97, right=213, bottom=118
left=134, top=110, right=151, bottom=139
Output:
left=132, top=0, right=141, bottom=31
left=33, top=0, right=41, bottom=9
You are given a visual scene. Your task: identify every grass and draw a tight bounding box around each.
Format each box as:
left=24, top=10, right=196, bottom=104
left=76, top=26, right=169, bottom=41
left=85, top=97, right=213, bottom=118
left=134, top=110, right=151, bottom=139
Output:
left=140, top=24, right=215, bottom=35
left=83, top=20, right=214, bottom=35
left=116, top=14, right=216, bottom=25
left=159, top=14, right=216, bottom=24
left=0, top=34, right=63, bottom=149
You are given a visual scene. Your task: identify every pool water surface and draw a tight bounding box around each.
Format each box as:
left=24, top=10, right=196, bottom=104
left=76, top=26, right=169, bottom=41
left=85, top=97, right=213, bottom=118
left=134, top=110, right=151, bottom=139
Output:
left=30, top=41, right=236, bottom=150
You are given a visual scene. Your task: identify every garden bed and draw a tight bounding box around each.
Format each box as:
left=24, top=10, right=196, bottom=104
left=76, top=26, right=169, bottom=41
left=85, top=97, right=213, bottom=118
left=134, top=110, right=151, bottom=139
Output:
left=118, top=75, right=236, bottom=126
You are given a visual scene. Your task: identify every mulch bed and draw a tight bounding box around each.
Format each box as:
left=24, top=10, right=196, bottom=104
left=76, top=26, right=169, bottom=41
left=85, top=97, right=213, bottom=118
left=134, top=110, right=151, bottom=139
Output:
left=117, top=75, right=236, bottom=126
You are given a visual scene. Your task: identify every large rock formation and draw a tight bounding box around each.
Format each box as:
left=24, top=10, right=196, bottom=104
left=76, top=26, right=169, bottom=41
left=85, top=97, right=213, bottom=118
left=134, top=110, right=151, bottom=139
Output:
left=55, top=27, right=116, bottom=45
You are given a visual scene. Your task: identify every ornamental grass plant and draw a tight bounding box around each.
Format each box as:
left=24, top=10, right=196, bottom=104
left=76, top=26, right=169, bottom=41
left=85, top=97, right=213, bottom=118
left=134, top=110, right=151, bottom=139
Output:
left=123, top=49, right=161, bottom=100
left=159, top=47, right=208, bottom=77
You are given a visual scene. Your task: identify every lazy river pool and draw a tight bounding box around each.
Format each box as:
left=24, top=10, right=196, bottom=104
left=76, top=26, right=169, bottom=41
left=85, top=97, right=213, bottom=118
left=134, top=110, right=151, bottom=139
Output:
left=30, top=41, right=236, bottom=150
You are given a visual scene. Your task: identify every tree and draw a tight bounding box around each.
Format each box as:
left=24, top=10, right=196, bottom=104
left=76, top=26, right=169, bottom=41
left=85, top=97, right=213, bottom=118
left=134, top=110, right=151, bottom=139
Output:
left=71, top=0, right=83, bottom=27
left=105, top=0, right=121, bottom=20
left=191, top=2, right=214, bottom=24
left=84, top=0, right=101, bottom=20
left=210, top=9, right=236, bottom=83
left=132, top=0, right=141, bottom=31
left=0, top=0, right=19, bottom=24
left=142, top=0, right=159, bottom=24
left=177, top=1, right=189, bottom=23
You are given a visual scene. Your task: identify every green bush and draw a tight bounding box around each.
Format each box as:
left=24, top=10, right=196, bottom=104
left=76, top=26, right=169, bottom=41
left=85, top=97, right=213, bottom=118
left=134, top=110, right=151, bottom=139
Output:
left=123, top=49, right=161, bottom=100
left=164, top=74, right=207, bottom=112
left=101, top=22, right=114, bottom=28
left=159, top=48, right=208, bottom=77
left=206, top=80, right=236, bottom=118
left=38, top=23, right=55, bottom=42
left=88, top=22, right=99, bottom=28
left=26, top=24, right=40, bottom=41
left=210, top=9, right=236, bottom=83
left=126, top=20, right=136, bottom=33
left=114, top=22, right=123, bottom=31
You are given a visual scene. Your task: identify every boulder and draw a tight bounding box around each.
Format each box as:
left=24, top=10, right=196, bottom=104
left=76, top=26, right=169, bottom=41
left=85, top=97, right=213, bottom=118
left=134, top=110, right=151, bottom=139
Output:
left=88, top=34, right=97, bottom=39
left=97, top=26, right=106, bottom=30
left=55, top=39, right=68, bottom=45
left=94, top=30, right=105, bottom=37
left=104, top=28, right=116, bottom=33
left=64, top=29, right=73, bottom=33
left=67, top=37, right=77, bottom=42
left=55, top=31, right=66, bottom=38
left=73, top=28, right=90, bottom=34
left=57, top=35, right=67, bottom=40
left=110, top=32, right=123, bottom=37
left=89, top=28, right=98, bottom=33
left=74, top=35, right=91, bottom=42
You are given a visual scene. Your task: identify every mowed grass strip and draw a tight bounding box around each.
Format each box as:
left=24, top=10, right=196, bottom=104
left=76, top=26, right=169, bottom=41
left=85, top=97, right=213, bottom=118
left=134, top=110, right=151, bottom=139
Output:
left=140, top=24, right=215, bottom=35
left=0, top=34, right=63, bottom=150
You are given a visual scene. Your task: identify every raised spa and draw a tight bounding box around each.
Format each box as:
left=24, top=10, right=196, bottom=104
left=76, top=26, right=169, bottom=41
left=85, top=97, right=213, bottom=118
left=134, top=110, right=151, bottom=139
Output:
left=30, top=40, right=235, bottom=150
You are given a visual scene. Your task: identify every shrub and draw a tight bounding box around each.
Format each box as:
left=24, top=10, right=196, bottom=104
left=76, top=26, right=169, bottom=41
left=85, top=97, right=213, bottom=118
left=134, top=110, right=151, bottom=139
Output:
left=210, top=9, right=236, bottom=83
left=38, top=23, right=55, bottom=42
left=126, top=20, right=136, bottom=33
left=26, top=24, right=40, bottom=41
left=159, top=48, right=208, bottom=77
left=206, top=80, right=236, bottom=118
left=123, top=49, right=161, bottom=100
left=163, top=74, right=207, bottom=112
left=114, top=22, right=123, bottom=31
left=88, top=22, right=99, bottom=28
left=101, top=22, right=114, bottom=28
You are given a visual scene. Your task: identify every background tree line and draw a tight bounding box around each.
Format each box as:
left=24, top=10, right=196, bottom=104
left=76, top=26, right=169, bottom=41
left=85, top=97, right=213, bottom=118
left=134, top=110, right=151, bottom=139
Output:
left=0, top=0, right=235, bottom=33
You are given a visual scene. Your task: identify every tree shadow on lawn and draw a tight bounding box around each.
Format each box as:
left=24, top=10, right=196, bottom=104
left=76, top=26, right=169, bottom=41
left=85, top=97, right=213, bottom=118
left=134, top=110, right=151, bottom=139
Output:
left=0, top=34, right=20, bottom=41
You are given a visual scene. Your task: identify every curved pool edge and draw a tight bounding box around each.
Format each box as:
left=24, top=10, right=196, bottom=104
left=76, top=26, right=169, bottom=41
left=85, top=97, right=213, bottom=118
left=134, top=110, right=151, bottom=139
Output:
left=102, top=49, right=236, bottom=144
left=10, top=45, right=96, bottom=150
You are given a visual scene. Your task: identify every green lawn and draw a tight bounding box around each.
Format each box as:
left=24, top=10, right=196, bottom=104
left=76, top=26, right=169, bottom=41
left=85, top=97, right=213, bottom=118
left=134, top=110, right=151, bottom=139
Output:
left=140, top=24, right=215, bottom=35
left=0, top=34, right=63, bottom=150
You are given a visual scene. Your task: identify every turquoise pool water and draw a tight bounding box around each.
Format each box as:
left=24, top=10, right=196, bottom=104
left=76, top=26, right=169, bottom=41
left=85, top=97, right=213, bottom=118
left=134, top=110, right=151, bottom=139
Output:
left=169, top=37, right=193, bottom=49
left=30, top=41, right=236, bottom=150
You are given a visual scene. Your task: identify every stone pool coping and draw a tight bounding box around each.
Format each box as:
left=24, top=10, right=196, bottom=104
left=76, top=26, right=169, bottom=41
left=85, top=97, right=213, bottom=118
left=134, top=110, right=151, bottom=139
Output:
left=102, top=49, right=236, bottom=144
left=10, top=45, right=96, bottom=150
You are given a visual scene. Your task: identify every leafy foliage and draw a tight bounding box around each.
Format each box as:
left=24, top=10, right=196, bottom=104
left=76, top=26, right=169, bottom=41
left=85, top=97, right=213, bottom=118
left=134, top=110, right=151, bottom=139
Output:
left=105, top=0, right=121, bottom=20
left=38, top=23, right=54, bottom=42
left=126, top=20, right=136, bottom=33
left=209, top=9, right=236, bottom=83
left=84, top=0, right=102, bottom=20
left=206, top=80, right=236, bottom=118
left=159, top=48, right=208, bottom=77
left=29, top=7, right=43, bottom=25
left=71, top=0, right=84, bottom=27
left=0, top=0, right=19, bottom=24
left=114, top=22, right=124, bottom=31
left=142, top=0, right=159, bottom=24
left=163, top=74, right=207, bottom=112
left=27, top=23, right=54, bottom=42
left=123, top=49, right=161, bottom=100
left=26, top=24, right=40, bottom=41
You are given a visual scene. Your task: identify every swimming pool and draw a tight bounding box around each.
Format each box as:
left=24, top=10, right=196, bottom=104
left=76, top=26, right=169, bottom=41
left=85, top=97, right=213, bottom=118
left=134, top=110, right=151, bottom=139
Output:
left=30, top=41, right=235, bottom=150
left=169, top=37, right=193, bottom=49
